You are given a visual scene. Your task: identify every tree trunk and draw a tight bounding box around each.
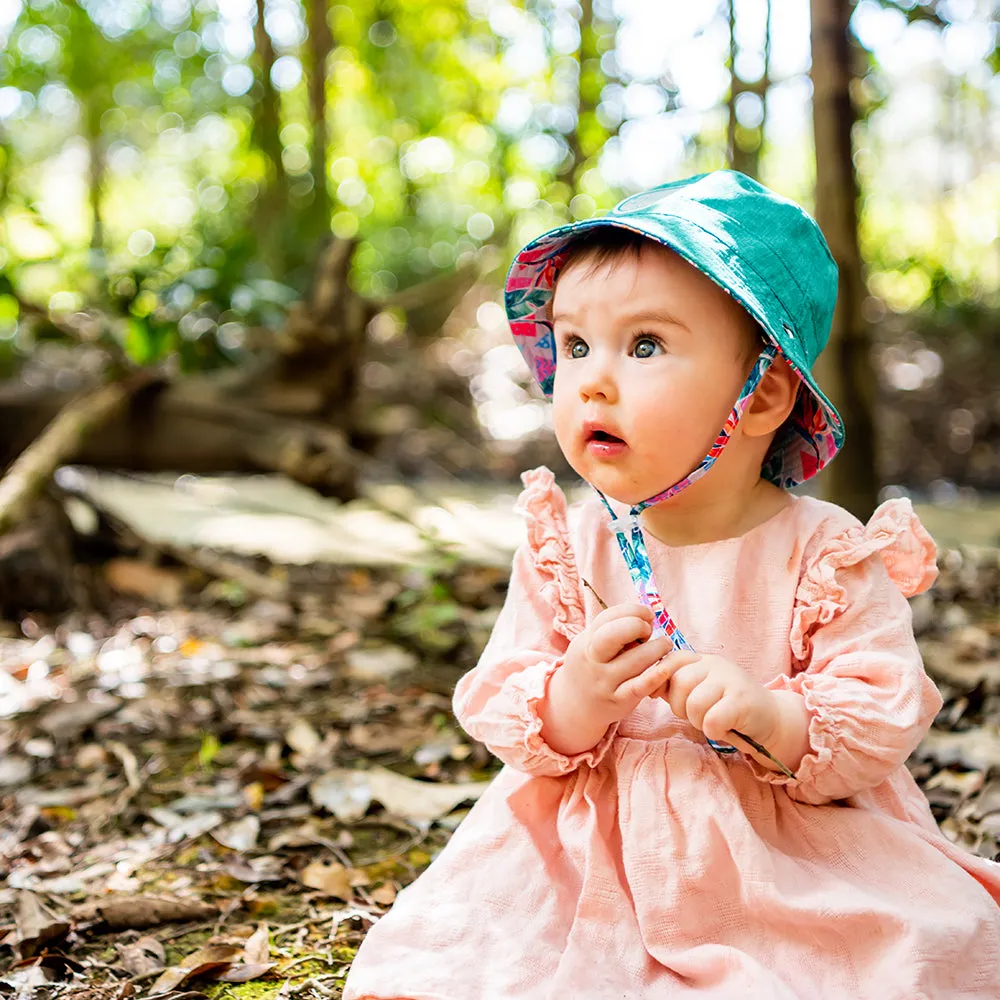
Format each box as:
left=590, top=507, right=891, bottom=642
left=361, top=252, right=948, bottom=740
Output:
left=556, top=0, right=596, bottom=190
left=253, top=0, right=288, bottom=269
left=810, top=0, right=878, bottom=518
left=306, top=0, right=333, bottom=234
left=726, top=0, right=770, bottom=179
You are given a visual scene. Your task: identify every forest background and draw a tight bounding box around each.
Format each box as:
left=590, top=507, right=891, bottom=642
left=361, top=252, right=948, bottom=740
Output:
left=1, top=1, right=1000, bottom=997
left=0, top=0, right=998, bottom=518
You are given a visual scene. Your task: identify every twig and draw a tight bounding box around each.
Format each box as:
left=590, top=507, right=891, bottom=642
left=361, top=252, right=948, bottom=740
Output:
left=581, top=577, right=797, bottom=779
left=275, top=954, right=335, bottom=976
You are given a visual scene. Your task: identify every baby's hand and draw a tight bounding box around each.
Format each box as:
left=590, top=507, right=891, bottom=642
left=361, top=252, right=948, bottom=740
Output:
left=654, top=651, right=780, bottom=748
left=554, top=603, right=676, bottom=730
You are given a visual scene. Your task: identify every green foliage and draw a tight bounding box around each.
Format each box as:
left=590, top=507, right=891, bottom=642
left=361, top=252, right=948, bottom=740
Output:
left=0, top=0, right=995, bottom=376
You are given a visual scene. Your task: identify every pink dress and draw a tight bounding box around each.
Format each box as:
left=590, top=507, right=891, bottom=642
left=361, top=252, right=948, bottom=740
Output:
left=344, top=467, right=1000, bottom=1000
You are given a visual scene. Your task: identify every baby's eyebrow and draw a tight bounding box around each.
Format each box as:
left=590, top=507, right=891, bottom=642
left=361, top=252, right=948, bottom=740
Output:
left=618, top=308, right=690, bottom=330
left=551, top=307, right=689, bottom=331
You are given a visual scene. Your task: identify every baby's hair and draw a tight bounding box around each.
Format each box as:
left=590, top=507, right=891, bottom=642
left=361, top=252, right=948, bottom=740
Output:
left=556, top=227, right=766, bottom=365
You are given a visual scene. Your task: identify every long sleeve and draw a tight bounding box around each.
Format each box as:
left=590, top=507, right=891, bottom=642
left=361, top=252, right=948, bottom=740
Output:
left=750, top=499, right=942, bottom=806
left=452, top=468, right=618, bottom=777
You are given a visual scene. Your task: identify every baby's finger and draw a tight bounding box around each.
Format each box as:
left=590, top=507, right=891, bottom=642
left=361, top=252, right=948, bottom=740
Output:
left=590, top=601, right=653, bottom=633
left=589, top=614, right=654, bottom=663
left=700, top=701, right=743, bottom=744
left=665, top=661, right=710, bottom=722
left=684, top=678, right=727, bottom=732
left=605, top=635, right=674, bottom=684
left=658, top=649, right=702, bottom=680
left=613, top=651, right=679, bottom=704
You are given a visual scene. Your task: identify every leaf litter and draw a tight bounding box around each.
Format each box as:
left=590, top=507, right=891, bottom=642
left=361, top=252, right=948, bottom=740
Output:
left=0, top=538, right=996, bottom=997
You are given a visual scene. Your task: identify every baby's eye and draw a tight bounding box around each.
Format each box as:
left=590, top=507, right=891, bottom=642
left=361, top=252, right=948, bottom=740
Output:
left=632, top=335, right=663, bottom=359
left=564, top=337, right=589, bottom=360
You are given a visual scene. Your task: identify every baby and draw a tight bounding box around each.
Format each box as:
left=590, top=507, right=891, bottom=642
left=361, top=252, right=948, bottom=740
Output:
left=344, top=171, right=1000, bottom=999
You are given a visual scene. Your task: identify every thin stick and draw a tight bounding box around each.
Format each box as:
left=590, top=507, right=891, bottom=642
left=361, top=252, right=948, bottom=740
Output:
left=581, top=577, right=797, bottom=779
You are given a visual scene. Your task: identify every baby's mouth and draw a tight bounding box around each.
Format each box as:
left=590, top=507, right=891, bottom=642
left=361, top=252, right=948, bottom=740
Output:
left=589, top=429, right=625, bottom=444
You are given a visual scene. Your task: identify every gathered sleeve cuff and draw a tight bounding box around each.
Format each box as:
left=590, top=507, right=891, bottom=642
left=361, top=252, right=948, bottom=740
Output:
left=749, top=499, right=942, bottom=805
left=452, top=467, right=618, bottom=777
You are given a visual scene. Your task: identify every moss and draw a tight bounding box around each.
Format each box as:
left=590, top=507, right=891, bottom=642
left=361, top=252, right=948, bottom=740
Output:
left=163, top=927, right=215, bottom=967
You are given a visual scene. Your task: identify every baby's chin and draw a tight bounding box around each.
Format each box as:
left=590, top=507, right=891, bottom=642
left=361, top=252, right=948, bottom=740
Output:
left=561, top=459, right=651, bottom=507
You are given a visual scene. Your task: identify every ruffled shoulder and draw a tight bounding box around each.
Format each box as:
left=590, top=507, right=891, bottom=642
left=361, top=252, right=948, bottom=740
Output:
left=514, top=466, right=586, bottom=641
left=791, top=498, right=937, bottom=662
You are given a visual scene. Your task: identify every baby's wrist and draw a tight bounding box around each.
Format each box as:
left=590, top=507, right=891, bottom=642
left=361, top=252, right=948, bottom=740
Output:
left=759, top=690, right=811, bottom=774
left=539, top=660, right=613, bottom=757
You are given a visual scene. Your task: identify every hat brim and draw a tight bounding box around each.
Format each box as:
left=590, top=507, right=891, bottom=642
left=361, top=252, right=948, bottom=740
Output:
left=504, top=214, right=844, bottom=488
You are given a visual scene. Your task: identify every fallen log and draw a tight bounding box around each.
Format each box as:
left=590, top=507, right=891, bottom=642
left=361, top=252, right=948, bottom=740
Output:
left=0, top=374, right=154, bottom=536
left=0, top=379, right=362, bottom=497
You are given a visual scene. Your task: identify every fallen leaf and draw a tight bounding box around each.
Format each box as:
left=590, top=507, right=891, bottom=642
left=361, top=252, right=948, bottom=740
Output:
left=242, top=781, right=265, bottom=811
left=215, top=962, right=277, bottom=983
left=309, top=770, right=372, bottom=822
left=210, top=816, right=259, bottom=852
left=38, top=695, right=122, bottom=738
left=15, top=891, right=69, bottom=958
left=309, top=767, right=488, bottom=827
left=919, top=728, right=1000, bottom=772
left=220, top=855, right=286, bottom=883
left=149, top=944, right=243, bottom=995
left=367, top=767, right=487, bottom=825
left=105, top=558, right=185, bottom=605
left=98, top=895, right=218, bottom=930
left=16, top=780, right=120, bottom=808
left=369, top=883, right=397, bottom=906
left=299, top=860, right=354, bottom=900
left=285, top=719, right=321, bottom=757
left=0, top=755, right=32, bottom=787
left=344, top=644, right=417, bottom=682
left=242, top=923, right=269, bottom=965
left=116, top=935, right=166, bottom=976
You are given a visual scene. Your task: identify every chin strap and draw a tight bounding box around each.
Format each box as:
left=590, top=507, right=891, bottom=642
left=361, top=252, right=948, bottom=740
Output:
left=592, top=346, right=777, bottom=754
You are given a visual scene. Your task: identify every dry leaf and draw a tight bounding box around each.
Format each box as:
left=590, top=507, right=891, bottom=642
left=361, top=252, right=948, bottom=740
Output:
left=149, top=944, right=242, bottom=995
left=309, top=770, right=372, bottom=822
left=370, top=883, right=397, bottom=906
left=310, top=766, right=488, bottom=826
left=920, top=728, right=1000, bottom=772
left=221, top=855, right=286, bottom=883
left=242, top=923, right=269, bottom=965
left=242, top=781, right=265, bottom=811
left=116, top=935, right=166, bottom=976
left=285, top=719, right=321, bottom=757
left=215, top=962, right=276, bottom=983
left=210, top=816, right=260, bottom=852
left=105, top=558, right=185, bottom=605
left=15, top=891, right=69, bottom=958
left=368, top=767, right=488, bottom=825
left=299, top=860, right=354, bottom=900
left=98, top=895, right=218, bottom=930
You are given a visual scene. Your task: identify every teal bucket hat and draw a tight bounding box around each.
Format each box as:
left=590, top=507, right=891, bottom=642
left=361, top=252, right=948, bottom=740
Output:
left=504, top=170, right=844, bottom=487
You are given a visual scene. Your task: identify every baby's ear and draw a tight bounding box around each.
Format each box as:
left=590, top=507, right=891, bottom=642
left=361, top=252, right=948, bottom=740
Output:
left=744, top=358, right=799, bottom=436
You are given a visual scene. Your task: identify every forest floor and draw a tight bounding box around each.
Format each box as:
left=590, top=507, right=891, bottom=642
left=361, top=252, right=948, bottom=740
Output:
left=1, top=480, right=999, bottom=999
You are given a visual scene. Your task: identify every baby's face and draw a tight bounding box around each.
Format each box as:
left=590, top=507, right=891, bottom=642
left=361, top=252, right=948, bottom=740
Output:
left=550, top=244, right=759, bottom=506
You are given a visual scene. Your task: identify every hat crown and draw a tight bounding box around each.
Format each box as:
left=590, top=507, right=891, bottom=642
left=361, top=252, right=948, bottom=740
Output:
left=611, top=170, right=838, bottom=368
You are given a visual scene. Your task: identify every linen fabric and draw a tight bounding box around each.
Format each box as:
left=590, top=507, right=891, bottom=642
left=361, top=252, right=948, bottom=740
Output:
left=343, top=468, right=1000, bottom=1000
